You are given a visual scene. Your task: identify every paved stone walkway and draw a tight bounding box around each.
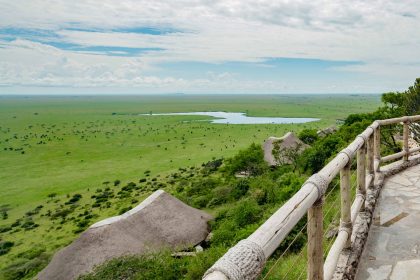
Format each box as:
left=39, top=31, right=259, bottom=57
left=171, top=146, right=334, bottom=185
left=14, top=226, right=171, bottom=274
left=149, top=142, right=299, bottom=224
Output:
left=355, top=164, right=420, bottom=279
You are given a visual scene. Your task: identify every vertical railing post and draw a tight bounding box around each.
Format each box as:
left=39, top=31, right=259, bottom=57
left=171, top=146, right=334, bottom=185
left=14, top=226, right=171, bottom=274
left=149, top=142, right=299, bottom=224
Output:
left=374, top=126, right=381, bottom=172
left=340, top=161, right=352, bottom=249
left=357, top=143, right=366, bottom=211
left=307, top=197, right=324, bottom=280
left=367, top=134, right=375, bottom=186
left=403, top=120, right=409, bottom=161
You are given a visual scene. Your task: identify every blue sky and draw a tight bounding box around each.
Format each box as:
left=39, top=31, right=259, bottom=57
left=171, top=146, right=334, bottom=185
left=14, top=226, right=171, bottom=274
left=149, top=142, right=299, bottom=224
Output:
left=0, top=0, right=419, bottom=94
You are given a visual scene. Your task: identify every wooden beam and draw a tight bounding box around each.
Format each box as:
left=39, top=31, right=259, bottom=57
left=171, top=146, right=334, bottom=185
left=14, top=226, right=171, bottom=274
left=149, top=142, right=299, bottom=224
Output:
left=340, top=162, right=352, bottom=249
left=367, top=135, right=375, bottom=186
left=403, top=121, right=409, bottom=161
left=381, top=151, right=406, bottom=163
left=357, top=143, right=366, bottom=211
left=248, top=183, right=319, bottom=257
left=374, top=126, right=381, bottom=172
left=307, top=198, right=324, bottom=280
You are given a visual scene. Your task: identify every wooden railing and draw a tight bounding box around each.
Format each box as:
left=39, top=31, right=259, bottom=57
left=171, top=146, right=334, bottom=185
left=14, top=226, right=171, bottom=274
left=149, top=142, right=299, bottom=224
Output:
left=203, top=115, right=420, bottom=280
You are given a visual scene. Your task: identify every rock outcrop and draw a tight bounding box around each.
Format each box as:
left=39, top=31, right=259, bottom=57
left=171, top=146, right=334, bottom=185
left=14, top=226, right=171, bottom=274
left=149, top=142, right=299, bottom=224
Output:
left=263, top=132, right=309, bottom=166
left=37, top=190, right=213, bottom=280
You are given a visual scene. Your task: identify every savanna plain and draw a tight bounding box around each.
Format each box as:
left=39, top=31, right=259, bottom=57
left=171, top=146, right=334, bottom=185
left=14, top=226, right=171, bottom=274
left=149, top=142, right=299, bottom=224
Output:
left=0, top=94, right=380, bottom=279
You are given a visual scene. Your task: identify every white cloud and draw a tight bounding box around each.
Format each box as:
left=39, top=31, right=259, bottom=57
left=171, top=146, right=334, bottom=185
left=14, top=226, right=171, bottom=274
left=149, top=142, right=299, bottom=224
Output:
left=0, top=0, right=419, bottom=93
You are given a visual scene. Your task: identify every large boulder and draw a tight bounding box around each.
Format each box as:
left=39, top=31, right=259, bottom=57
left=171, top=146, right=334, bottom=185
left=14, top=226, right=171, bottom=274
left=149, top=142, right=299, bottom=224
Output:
left=263, top=132, right=309, bottom=166
left=37, top=190, right=213, bottom=280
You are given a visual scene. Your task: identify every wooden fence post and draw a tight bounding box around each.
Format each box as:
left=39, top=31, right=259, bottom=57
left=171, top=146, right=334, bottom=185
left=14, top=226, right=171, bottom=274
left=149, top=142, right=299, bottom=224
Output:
left=367, top=134, right=374, bottom=186
left=403, top=121, right=409, bottom=161
left=340, top=162, right=352, bottom=249
left=357, top=143, right=366, bottom=211
left=374, top=126, right=381, bottom=172
left=307, top=198, right=324, bottom=280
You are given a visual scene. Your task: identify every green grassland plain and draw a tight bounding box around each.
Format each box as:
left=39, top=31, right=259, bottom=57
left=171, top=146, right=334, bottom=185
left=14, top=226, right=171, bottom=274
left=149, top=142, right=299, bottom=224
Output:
left=0, top=94, right=380, bottom=275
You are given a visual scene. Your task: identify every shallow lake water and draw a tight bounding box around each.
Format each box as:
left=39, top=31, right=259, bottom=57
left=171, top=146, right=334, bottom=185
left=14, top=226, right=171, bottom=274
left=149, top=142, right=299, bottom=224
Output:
left=141, top=112, right=319, bottom=124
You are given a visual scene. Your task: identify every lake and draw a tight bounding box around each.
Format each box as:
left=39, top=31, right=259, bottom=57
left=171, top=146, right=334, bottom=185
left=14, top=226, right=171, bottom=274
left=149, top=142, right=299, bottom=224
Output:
left=142, top=112, right=319, bottom=124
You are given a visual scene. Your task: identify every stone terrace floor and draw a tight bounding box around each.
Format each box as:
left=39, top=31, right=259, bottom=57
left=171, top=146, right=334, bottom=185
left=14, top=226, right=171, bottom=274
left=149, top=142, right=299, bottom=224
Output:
left=355, top=164, right=420, bottom=279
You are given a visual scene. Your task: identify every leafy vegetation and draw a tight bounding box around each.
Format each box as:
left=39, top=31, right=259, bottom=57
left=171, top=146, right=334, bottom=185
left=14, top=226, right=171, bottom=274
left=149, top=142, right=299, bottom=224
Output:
left=298, top=129, right=319, bottom=145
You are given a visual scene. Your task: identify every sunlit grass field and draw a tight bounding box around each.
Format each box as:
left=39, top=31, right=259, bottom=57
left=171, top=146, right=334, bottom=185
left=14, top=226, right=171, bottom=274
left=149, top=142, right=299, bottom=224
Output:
left=0, top=94, right=380, bottom=277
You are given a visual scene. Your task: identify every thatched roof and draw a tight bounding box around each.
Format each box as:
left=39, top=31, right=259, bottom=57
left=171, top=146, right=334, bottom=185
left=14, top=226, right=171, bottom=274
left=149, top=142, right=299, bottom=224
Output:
left=37, top=190, right=212, bottom=280
left=263, top=132, right=309, bottom=166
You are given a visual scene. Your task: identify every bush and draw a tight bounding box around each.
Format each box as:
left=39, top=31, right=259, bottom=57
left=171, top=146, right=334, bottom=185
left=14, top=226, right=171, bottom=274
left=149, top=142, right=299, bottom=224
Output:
left=276, top=172, right=305, bottom=202
left=299, top=134, right=345, bottom=173
left=186, top=178, right=220, bottom=197
left=191, top=195, right=211, bottom=208
left=16, top=247, right=45, bottom=259
left=47, top=193, right=57, bottom=199
left=65, top=194, right=82, bottom=205
left=184, top=246, right=225, bottom=280
left=79, top=251, right=188, bottom=280
left=207, top=186, right=232, bottom=207
left=21, top=218, right=39, bottom=230
left=0, top=225, right=12, bottom=233
left=51, top=207, right=74, bottom=219
left=230, top=199, right=261, bottom=228
left=118, top=207, right=132, bottom=215
left=223, top=143, right=267, bottom=176
left=2, top=249, right=49, bottom=280
left=202, top=159, right=223, bottom=173
left=231, top=179, right=250, bottom=200
left=211, top=220, right=238, bottom=246
left=298, top=129, right=319, bottom=144
left=0, top=241, right=14, bottom=256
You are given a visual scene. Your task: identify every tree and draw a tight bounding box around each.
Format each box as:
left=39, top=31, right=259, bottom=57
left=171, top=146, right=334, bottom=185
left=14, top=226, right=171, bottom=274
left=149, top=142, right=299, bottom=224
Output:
left=223, top=143, right=267, bottom=176
left=381, top=78, right=420, bottom=142
left=273, top=141, right=303, bottom=171
left=403, top=78, right=420, bottom=116
left=298, top=129, right=319, bottom=145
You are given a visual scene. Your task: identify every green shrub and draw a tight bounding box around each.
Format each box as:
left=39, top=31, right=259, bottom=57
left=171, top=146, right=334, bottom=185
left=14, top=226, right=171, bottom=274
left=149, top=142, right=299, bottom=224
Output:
left=211, top=220, right=237, bottom=246
left=230, top=199, right=261, bottom=228
left=0, top=225, right=12, bottom=233
left=2, top=250, right=50, bottom=280
left=223, top=143, right=267, bottom=176
left=16, top=247, right=45, bottom=259
left=21, top=218, right=39, bottom=230
left=231, top=179, right=250, bottom=199
left=65, top=194, right=82, bottom=205
left=202, top=159, right=223, bottom=173
left=276, top=172, right=305, bottom=202
left=207, top=186, right=232, bottom=207
left=299, top=134, right=345, bottom=173
left=118, top=206, right=132, bottom=215
left=191, top=195, right=211, bottom=208
left=186, top=178, right=220, bottom=197
left=250, top=188, right=266, bottom=205
left=78, top=251, right=188, bottom=280
left=184, top=246, right=226, bottom=280
left=298, top=129, right=319, bottom=144
left=0, top=241, right=14, bottom=256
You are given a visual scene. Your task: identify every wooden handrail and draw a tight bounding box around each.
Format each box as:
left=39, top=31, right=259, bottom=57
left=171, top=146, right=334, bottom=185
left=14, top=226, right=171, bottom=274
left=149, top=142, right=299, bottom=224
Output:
left=203, top=115, right=420, bottom=280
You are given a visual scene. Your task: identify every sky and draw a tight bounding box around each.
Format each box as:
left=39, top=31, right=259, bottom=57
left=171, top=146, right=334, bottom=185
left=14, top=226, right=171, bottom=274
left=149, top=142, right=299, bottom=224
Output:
left=0, top=0, right=419, bottom=95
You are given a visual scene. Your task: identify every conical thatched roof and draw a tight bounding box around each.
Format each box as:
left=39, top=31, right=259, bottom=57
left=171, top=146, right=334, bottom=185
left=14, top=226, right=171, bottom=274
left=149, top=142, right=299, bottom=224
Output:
left=37, top=190, right=212, bottom=280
